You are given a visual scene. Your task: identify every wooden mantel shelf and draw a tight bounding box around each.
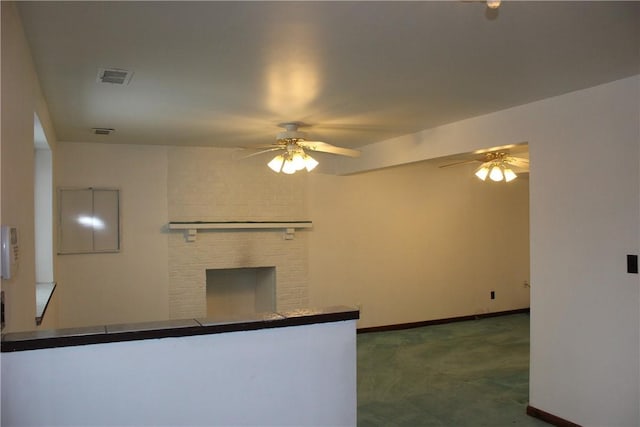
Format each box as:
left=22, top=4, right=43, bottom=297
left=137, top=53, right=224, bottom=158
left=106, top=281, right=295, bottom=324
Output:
left=168, top=221, right=312, bottom=242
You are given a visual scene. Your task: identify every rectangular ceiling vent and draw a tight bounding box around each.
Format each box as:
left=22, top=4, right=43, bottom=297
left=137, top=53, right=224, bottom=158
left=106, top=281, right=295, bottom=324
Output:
left=92, top=128, right=115, bottom=135
left=96, top=68, right=133, bottom=85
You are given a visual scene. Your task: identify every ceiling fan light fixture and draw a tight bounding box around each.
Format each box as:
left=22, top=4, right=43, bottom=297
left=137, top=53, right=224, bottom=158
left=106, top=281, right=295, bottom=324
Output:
left=304, top=154, right=319, bottom=172
left=256, top=122, right=357, bottom=174
left=489, top=164, right=504, bottom=181
left=267, top=150, right=318, bottom=174
left=475, top=164, right=490, bottom=181
left=503, top=168, right=517, bottom=182
left=268, top=155, right=285, bottom=173
left=281, top=159, right=297, bottom=175
left=457, top=151, right=524, bottom=183
left=291, top=151, right=307, bottom=171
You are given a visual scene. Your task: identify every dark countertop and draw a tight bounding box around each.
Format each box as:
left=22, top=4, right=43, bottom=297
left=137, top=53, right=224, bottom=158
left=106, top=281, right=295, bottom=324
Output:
left=1, top=306, right=359, bottom=352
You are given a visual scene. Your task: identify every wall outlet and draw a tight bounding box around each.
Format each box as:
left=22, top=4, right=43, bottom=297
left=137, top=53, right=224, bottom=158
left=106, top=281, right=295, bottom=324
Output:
left=490, top=291, right=495, bottom=300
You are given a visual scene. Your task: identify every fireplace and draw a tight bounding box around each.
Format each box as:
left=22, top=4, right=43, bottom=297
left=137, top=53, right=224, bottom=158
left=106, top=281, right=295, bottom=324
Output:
left=206, top=267, right=275, bottom=317
left=168, top=227, right=309, bottom=319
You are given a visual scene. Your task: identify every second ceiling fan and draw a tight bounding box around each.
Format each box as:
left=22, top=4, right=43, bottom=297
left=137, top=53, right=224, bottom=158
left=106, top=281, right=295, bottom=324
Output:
left=440, top=150, right=529, bottom=182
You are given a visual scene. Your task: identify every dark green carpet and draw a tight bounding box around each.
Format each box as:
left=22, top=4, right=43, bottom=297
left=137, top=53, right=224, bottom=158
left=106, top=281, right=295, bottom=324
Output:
left=357, top=314, right=548, bottom=426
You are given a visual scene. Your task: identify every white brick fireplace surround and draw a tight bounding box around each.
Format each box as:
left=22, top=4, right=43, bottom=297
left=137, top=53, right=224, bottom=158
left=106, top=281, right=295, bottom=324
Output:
left=167, top=146, right=310, bottom=320
left=168, top=228, right=309, bottom=319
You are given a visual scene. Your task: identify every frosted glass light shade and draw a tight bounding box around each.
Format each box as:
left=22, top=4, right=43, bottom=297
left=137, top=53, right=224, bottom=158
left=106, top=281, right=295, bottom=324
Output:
left=267, top=155, right=285, bottom=173
left=304, top=155, right=319, bottom=171
left=474, top=158, right=519, bottom=183
left=489, top=165, right=504, bottom=181
left=475, top=165, right=490, bottom=181
left=267, top=150, right=319, bottom=174
left=503, top=168, right=517, bottom=182
left=291, top=152, right=306, bottom=171
left=281, top=159, right=296, bottom=174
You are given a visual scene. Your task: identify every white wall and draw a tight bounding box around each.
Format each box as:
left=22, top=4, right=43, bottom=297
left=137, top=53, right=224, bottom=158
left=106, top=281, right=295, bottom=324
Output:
left=308, top=159, right=530, bottom=328
left=2, top=320, right=357, bottom=427
left=55, top=142, right=169, bottom=327
left=331, top=76, right=639, bottom=426
left=34, top=148, right=53, bottom=283
left=527, top=76, right=639, bottom=427
left=1, top=1, right=58, bottom=333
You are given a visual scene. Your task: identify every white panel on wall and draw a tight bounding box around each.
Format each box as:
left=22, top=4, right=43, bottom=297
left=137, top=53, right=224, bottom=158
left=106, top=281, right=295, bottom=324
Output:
left=58, top=189, right=93, bottom=253
left=58, top=188, right=119, bottom=254
left=93, top=189, right=119, bottom=252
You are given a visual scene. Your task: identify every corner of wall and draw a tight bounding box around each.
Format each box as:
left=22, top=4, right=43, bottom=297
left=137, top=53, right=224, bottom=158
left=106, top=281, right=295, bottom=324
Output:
left=1, top=0, right=58, bottom=332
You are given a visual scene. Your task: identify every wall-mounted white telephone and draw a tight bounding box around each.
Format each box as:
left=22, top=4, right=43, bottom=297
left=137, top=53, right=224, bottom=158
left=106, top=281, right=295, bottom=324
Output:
left=1, top=226, right=19, bottom=280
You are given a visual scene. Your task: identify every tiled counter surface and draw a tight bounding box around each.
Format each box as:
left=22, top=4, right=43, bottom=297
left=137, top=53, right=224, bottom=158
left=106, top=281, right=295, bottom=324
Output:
left=2, top=306, right=359, bottom=352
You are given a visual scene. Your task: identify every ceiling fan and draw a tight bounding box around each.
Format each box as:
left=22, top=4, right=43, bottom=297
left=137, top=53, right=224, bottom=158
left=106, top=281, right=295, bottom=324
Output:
left=245, top=122, right=361, bottom=174
left=440, top=150, right=529, bottom=182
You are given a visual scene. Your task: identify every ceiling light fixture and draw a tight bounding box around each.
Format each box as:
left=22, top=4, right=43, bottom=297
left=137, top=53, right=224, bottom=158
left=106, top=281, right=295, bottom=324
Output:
left=503, top=168, right=517, bottom=182
left=489, top=164, right=504, bottom=181
left=267, top=154, right=285, bottom=173
left=474, top=152, right=518, bottom=183
left=474, top=166, right=490, bottom=181
left=486, top=0, right=501, bottom=9
left=249, top=122, right=359, bottom=174
left=267, top=147, right=318, bottom=174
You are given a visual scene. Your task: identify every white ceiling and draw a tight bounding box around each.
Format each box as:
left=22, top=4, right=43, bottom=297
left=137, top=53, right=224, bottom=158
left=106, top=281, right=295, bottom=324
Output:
left=17, top=1, right=640, bottom=150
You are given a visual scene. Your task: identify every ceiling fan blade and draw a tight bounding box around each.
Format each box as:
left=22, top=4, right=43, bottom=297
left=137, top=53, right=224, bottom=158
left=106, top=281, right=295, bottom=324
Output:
left=238, top=147, right=284, bottom=159
left=299, top=140, right=361, bottom=157
left=245, top=143, right=286, bottom=150
left=438, top=159, right=482, bottom=168
left=506, top=157, right=529, bottom=168
left=511, top=164, right=530, bottom=172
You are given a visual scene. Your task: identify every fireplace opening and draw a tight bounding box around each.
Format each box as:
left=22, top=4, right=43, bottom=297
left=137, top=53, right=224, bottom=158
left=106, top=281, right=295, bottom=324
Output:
left=205, top=267, right=276, bottom=317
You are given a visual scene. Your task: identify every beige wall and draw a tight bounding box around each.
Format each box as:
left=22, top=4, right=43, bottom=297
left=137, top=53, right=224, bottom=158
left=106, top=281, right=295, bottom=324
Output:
left=308, top=159, right=530, bottom=328
left=55, top=142, right=169, bottom=327
left=53, top=144, right=310, bottom=326
left=51, top=138, right=528, bottom=330
left=1, top=2, right=58, bottom=332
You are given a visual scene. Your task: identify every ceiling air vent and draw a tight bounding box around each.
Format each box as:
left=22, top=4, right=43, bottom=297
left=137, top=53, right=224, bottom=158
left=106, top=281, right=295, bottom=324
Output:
left=96, top=68, right=133, bottom=85
left=92, top=128, right=115, bottom=136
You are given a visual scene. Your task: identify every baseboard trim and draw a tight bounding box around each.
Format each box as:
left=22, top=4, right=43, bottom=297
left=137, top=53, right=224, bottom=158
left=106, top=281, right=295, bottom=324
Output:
left=526, top=405, right=582, bottom=427
left=356, top=308, right=530, bottom=334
